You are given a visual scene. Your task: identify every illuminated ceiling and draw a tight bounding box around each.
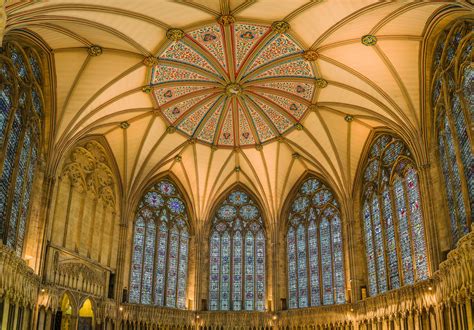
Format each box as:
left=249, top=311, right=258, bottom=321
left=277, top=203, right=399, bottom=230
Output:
left=4, top=0, right=470, bottom=223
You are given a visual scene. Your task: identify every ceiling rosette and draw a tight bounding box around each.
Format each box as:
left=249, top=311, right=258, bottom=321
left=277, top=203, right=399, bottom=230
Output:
left=150, top=21, right=316, bottom=148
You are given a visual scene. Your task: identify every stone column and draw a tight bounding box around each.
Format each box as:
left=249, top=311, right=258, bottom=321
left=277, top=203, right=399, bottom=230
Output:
left=0, top=0, right=5, bottom=44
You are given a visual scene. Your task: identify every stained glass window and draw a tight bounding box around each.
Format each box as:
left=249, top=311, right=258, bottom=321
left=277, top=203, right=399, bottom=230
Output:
left=431, top=20, right=473, bottom=245
left=287, top=177, right=345, bottom=308
left=209, top=188, right=265, bottom=311
left=0, top=41, right=43, bottom=256
left=129, top=179, right=190, bottom=309
left=362, top=134, right=428, bottom=296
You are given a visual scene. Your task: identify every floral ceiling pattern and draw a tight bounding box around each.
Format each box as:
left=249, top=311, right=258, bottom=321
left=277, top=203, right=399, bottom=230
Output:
left=151, top=21, right=315, bottom=148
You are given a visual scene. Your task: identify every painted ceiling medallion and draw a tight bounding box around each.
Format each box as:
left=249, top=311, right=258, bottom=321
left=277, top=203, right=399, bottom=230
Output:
left=150, top=21, right=316, bottom=148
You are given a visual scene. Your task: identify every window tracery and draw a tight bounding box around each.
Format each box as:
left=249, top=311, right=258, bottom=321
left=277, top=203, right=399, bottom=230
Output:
left=209, top=189, right=265, bottom=311
left=431, top=19, right=473, bottom=245
left=362, top=134, right=428, bottom=297
left=129, top=179, right=190, bottom=309
left=0, top=40, right=44, bottom=256
left=287, top=177, right=345, bottom=309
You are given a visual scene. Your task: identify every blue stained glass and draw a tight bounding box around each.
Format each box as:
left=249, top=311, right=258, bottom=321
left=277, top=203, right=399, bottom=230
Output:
left=16, top=145, right=37, bottom=256
left=370, top=135, right=391, bottom=157
left=394, top=178, right=414, bottom=285
left=7, top=131, right=30, bottom=248
left=364, top=159, right=379, bottom=182
left=210, top=189, right=265, bottom=311
left=450, top=92, right=474, bottom=208
left=312, top=189, right=332, bottom=207
left=320, top=219, right=333, bottom=305
left=28, top=53, right=42, bottom=82
left=229, top=191, right=249, bottom=205
left=463, top=65, right=473, bottom=118
left=145, top=191, right=164, bottom=208
left=406, top=169, right=428, bottom=280
left=218, top=205, right=237, bottom=220
left=158, top=181, right=176, bottom=195
left=296, top=224, right=308, bottom=307
left=244, top=231, right=254, bottom=310
left=363, top=202, right=377, bottom=296
left=9, top=46, right=27, bottom=79
left=438, top=129, right=460, bottom=242
left=382, top=188, right=400, bottom=289
left=382, top=141, right=404, bottom=165
left=0, top=111, right=23, bottom=234
left=141, top=220, right=156, bottom=304
left=288, top=177, right=344, bottom=308
left=130, top=217, right=145, bottom=303
left=31, top=87, right=42, bottom=116
left=287, top=227, right=298, bottom=309
left=0, top=86, right=12, bottom=145
left=240, top=204, right=259, bottom=220
left=301, top=178, right=320, bottom=194
left=130, top=179, right=189, bottom=308
left=308, top=221, right=320, bottom=306
left=155, top=223, right=168, bottom=306
left=166, top=227, right=179, bottom=307
left=331, top=215, right=345, bottom=304
left=255, top=231, right=265, bottom=311
left=371, top=195, right=387, bottom=293
left=292, top=196, right=309, bottom=213
left=167, top=197, right=185, bottom=214
left=177, top=229, right=189, bottom=309
left=220, top=232, right=231, bottom=310
left=444, top=118, right=469, bottom=238
left=233, top=231, right=243, bottom=310
left=209, top=231, right=220, bottom=311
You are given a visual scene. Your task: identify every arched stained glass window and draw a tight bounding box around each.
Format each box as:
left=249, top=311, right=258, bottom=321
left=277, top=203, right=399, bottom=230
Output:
left=129, top=179, right=190, bottom=309
left=0, top=41, right=43, bottom=256
left=362, top=134, right=428, bottom=297
left=287, top=177, right=345, bottom=309
left=209, top=189, right=265, bottom=311
left=431, top=19, right=473, bottom=245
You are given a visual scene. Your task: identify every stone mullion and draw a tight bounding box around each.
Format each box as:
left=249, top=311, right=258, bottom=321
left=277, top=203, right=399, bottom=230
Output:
left=304, top=219, right=311, bottom=307
left=229, top=229, right=234, bottom=310
left=163, top=219, right=173, bottom=307
left=401, top=171, right=417, bottom=283
left=327, top=214, right=335, bottom=304
left=151, top=216, right=160, bottom=305
left=173, top=229, right=182, bottom=308
left=387, top=178, right=406, bottom=288
left=61, top=183, right=74, bottom=247
left=74, top=188, right=87, bottom=252
left=253, top=232, right=257, bottom=310
left=292, top=225, right=300, bottom=308
left=12, top=133, right=34, bottom=251
left=87, top=196, right=99, bottom=258
left=139, top=214, right=150, bottom=304
left=367, top=194, right=380, bottom=294
left=377, top=192, right=391, bottom=290
left=316, top=220, right=323, bottom=305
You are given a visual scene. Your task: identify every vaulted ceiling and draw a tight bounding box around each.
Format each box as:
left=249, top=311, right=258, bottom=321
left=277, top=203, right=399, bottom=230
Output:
left=4, top=1, right=469, bottom=223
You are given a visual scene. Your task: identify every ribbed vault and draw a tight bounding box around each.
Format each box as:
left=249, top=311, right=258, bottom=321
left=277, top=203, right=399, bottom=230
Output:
left=5, top=0, right=470, bottom=223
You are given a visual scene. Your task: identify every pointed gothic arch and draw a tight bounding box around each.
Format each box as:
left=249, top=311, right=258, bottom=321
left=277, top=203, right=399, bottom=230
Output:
left=128, top=175, right=192, bottom=309
left=207, top=184, right=267, bottom=311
